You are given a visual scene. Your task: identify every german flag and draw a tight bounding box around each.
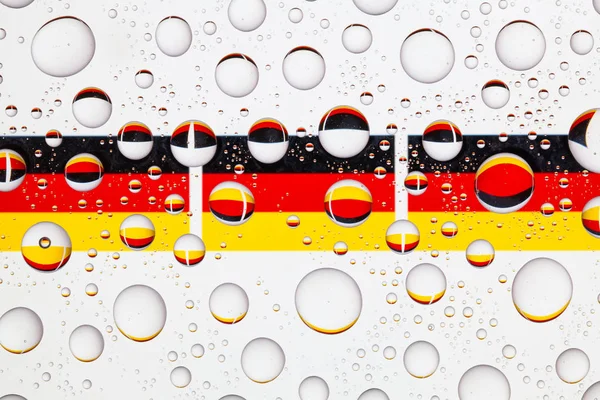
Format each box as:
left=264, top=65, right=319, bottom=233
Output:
left=0, top=133, right=394, bottom=254
left=407, top=133, right=600, bottom=251
left=201, top=134, right=395, bottom=251
left=0, top=135, right=190, bottom=253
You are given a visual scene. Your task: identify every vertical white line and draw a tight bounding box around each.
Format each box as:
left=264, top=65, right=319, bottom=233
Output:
left=188, top=166, right=203, bottom=236
left=4, top=151, right=11, bottom=185
left=328, top=187, right=335, bottom=223
left=241, top=187, right=247, bottom=224
left=396, top=131, right=408, bottom=220
left=188, top=121, right=195, bottom=150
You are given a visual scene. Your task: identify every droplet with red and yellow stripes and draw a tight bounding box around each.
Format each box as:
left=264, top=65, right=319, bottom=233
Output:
left=374, top=166, right=387, bottom=179
left=441, top=182, right=452, bottom=194
left=386, top=220, right=420, bottom=254
left=72, top=87, right=112, bottom=129
left=164, top=194, right=185, bottom=215
left=406, top=263, right=446, bottom=305
left=568, top=109, right=600, bottom=173
left=171, top=120, right=217, bottom=167
left=117, top=121, right=153, bottom=160
left=441, top=221, right=458, bottom=238
left=540, top=202, right=554, bottom=217
left=474, top=153, right=534, bottom=213
left=173, top=233, right=205, bottom=266
left=0, top=149, right=26, bottom=192
left=404, top=171, right=428, bottom=196
left=248, top=118, right=289, bottom=164
left=128, top=179, right=142, bottom=193
left=64, top=153, right=104, bottom=192
left=465, top=239, right=495, bottom=267
left=582, top=196, right=600, bottom=238
left=21, top=222, right=72, bottom=271
left=209, top=182, right=255, bottom=226
left=45, top=129, right=63, bottom=147
left=422, top=120, right=463, bottom=162
left=119, top=214, right=155, bottom=250
left=333, top=241, right=348, bottom=255
left=324, top=180, right=372, bottom=227
left=318, top=105, right=370, bottom=159
left=559, top=198, right=572, bottom=212
left=286, top=215, right=300, bottom=228
left=147, top=166, right=162, bottom=180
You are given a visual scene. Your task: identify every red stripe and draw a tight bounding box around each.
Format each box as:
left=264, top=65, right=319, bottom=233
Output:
left=476, top=164, right=532, bottom=197
left=120, top=235, right=153, bottom=248
left=23, top=255, right=70, bottom=271
left=0, top=173, right=189, bottom=212
left=468, top=259, right=493, bottom=267
left=409, top=172, right=598, bottom=212
left=320, top=107, right=366, bottom=125
left=66, top=161, right=103, bottom=174
left=209, top=199, right=255, bottom=218
left=203, top=173, right=394, bottom=212
left=250, top=121, right=286, bottom=133
left=571, top=110, right=595, bottom=130
left=387, top=241, right=418, bottom=253
left=325, top=199, right=371, bottom=219
left=0, top=157, right=26, bottom=171
left=583, top=218, right=600, bottom=233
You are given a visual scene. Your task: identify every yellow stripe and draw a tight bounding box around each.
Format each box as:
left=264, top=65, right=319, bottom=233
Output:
left=476, top=155, right=533, bottom=177
left=66, top=156, right=102, bottom=168
left=211, top=311, right=247, bottom=324
left=0, top=213, right=189, bottom=252
left=582, top=207, right=599, bottom=221
left=409, top=211, right=600, bottom=251
left=325, top=186, right=372, bottom=203
left=514, top=300, right=570, bottom=322
left=298, top=313, right=359, bottom=334
left=202, top=212, right=395, bottom=251
left=119, top=227, right=155, bottom=239
left=407, top=290, right=445, bottom=304
left=466, top=254, right=494, bottom=263
left=209, top=188, right=254, bottom=203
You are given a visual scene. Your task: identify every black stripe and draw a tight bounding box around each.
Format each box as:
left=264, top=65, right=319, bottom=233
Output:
left=569, top=118, right=590, bottom=148
left=171, top=130, right=217, bottom=148
left=118, top=131, right=153, bottom=143
left=210, top=209, right=253, bottom=222
left=11, top=169, right=26, bottom=180
left=249, top=127, right=288, bottom=143
left=75, top=90, right=111, bottom=102
left=65, top=172, right=103, bottom=183
left=0, top=169, right=26, bottom=182
left=324, top=209, right=371, bottom=224
left=318, top=113, right=369, bottom=132
left=404, top=182, right=425, bottom=191
left=408, top=134, right=584, bottom=173
left=423, top=129, right=463, bottom=143
left=476, top=187, right=533, bottom=209
left=0, top=134, right=393, bottom=174
left=204, top=135, right=393, bottom=173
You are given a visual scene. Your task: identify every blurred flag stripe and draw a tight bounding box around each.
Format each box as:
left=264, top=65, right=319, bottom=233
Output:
left=408, top=172, right=593, bottom=212
left=202, top=173, right=395, bottom=212
left=202, top=212, right=395, bottom=251
left=407, top=133, right=583, bottom=173
left=0, top=173, right=189, bottom=213
left=408, top=211, right=596, bottom=251
left=0, top=212, right=189, bottom=252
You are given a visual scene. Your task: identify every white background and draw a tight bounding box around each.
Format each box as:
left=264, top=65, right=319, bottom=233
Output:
left=1, top=0, right=600, bottom=399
